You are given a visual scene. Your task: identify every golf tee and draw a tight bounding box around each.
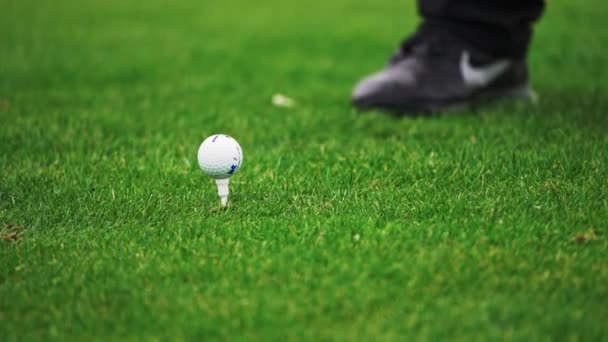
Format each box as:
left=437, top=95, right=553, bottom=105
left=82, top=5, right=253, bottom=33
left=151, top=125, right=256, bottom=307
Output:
left=215, top=178, right=230, bottom=207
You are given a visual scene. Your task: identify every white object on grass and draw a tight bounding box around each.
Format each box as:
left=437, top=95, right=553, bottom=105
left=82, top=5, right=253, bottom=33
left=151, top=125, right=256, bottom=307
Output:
left=197, top=134, right=243, bottom=207
left=272, top=93, right=295, bottom=108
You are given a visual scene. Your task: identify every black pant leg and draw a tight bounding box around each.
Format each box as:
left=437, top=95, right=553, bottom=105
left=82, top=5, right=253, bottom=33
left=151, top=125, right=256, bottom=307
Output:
left=418, top=0, right=545, bottom=59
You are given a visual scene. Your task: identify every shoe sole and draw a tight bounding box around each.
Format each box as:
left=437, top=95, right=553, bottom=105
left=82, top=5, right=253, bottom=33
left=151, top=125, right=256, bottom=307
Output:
left=354, top=84, right=538, bottom=116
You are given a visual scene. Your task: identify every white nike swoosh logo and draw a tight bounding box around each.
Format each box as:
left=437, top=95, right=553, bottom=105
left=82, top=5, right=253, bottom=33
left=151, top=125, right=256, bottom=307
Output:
left=460, top=51, right=511, bottom=88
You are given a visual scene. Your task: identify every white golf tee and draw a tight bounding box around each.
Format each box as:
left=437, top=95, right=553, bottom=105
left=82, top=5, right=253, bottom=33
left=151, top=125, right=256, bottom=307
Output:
left=215, top=178, right=230, bottom=207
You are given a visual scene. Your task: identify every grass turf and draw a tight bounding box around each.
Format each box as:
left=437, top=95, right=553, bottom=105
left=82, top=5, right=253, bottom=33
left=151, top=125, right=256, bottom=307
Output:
left=1, top=0, right=607, bottom=340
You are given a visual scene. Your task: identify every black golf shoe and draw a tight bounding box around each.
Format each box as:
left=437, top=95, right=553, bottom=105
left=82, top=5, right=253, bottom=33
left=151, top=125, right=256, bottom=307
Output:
left=352, top=30, right=537, bottom=115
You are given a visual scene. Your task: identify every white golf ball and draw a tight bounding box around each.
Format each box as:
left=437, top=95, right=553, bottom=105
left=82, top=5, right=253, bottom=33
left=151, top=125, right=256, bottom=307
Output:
left=197, top=134, right=243, bottom=179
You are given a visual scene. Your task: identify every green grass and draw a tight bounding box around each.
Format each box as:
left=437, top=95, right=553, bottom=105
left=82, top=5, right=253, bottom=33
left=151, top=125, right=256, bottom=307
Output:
left=1, top=0, right=607, bottom=340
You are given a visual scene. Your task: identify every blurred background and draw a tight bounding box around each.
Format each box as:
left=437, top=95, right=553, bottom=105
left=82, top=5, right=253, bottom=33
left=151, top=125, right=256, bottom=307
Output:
left=1, top=0, right=606, bottom=124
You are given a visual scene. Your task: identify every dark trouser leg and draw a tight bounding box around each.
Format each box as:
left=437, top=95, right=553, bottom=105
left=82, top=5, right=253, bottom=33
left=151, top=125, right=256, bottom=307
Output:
left=418, top=0, right=545, bottom=59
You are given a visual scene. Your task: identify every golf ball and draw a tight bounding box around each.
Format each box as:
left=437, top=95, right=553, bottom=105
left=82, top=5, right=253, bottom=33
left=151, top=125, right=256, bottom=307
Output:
left=197, top=134, right=243, bottom=179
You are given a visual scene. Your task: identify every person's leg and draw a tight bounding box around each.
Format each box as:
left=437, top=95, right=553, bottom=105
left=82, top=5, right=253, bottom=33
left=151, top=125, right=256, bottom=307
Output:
left=351, top=0, right=546, bottom=115
left=419, top=0, right=545, bottom=59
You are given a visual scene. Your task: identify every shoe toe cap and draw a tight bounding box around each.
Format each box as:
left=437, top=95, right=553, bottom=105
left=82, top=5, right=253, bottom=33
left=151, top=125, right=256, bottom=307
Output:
left=351, top=68, right=414, bottom=108
left=352, top=72, right=387, bottom=104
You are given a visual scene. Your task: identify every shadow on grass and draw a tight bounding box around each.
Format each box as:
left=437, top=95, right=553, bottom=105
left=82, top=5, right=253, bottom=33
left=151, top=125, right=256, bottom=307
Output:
left=344, top=85, right=607, bottom=141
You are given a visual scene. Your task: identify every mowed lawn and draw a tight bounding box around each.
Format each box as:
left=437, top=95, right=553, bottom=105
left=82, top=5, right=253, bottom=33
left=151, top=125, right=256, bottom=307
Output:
left=1, top=0, right=607, bottom=340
